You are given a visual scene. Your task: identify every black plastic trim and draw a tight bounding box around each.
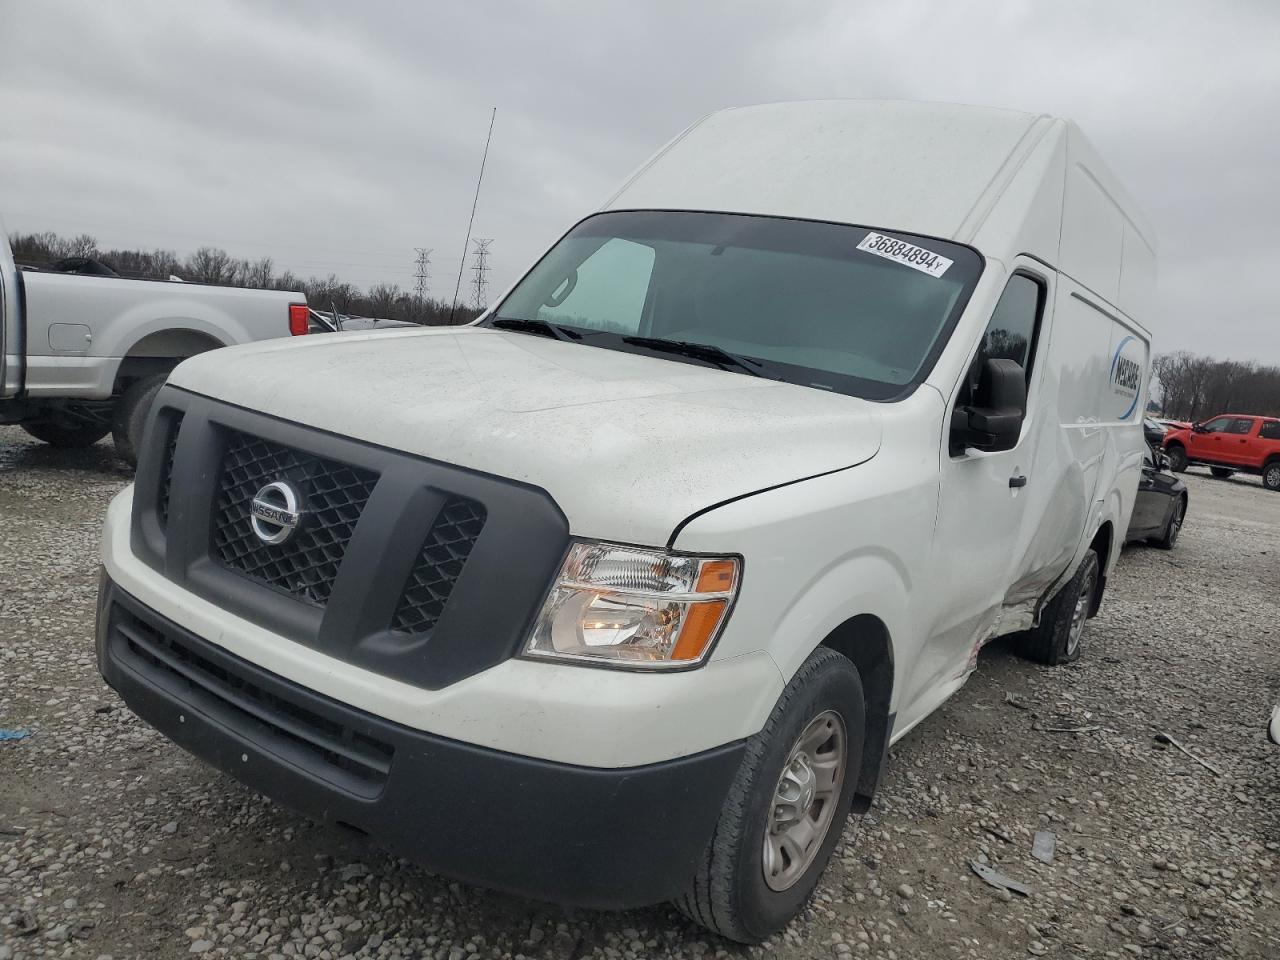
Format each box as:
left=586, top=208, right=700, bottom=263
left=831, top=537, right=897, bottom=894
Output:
left=131, top=385, right=570, bottom=690
left=97, top=579, right=745, bottom=909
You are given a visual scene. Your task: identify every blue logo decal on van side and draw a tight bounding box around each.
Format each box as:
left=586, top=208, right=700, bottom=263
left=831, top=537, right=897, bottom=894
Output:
left=1109, top=335, right=1142, bottom=420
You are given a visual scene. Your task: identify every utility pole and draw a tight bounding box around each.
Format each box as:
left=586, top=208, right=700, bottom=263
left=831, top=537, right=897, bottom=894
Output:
left=413, top=248, right=431, bottom=301
left=470, top=238, right=493, bottom=310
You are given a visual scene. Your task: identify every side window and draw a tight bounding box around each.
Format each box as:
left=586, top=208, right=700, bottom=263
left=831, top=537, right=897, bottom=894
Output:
left=961, top=273, right=1044, bottom=401
left=537, top=238, right=655, bottom=335
left=1228, top=417, right=1255, bottom=435
left=1259, top=420, right=1280, bottom=441
left=1201, top=417, right=1233, bottom=433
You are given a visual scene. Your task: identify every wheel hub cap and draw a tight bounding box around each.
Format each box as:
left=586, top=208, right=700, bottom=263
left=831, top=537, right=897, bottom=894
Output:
left=1067, top=567, right=1097, bottom=656
left=763, top=710, right=846, bottom=892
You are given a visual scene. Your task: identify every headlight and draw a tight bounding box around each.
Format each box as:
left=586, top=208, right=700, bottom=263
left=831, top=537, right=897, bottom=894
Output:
left=524, top=541, right=740, bottom=669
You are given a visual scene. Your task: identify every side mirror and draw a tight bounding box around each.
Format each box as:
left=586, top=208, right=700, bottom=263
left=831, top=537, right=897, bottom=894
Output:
left=1192, top=421, right=1206, bottom=433
left=952, top=358, right=1026, bottom=453
left=1158, top=451, right=1171, bottom=470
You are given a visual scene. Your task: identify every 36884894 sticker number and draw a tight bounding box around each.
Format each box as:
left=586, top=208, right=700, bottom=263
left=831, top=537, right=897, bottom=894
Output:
left=856, top=232, right=953, bottom=278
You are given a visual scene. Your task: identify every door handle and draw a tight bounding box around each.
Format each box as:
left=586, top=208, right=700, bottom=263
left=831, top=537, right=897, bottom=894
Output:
left=1009, top=475, right=1028, bottom=488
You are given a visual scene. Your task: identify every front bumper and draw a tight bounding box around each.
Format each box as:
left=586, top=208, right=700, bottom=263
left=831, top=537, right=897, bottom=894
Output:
left=102, top=487, right=782, bottom=767
left=97, top=577, right=746, bottom=909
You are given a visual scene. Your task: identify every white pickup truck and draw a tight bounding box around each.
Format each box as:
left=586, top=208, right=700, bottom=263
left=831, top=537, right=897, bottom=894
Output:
left=0, top=238, right=307, bottom=464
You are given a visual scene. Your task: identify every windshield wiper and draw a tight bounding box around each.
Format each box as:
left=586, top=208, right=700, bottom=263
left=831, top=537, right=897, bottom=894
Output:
left=621, top=336, right=768, bottom=378
left=490, top=317, right=583, bottom=342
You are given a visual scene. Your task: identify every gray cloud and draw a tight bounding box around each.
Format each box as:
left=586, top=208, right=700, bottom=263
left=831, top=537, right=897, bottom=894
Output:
left=2, top=0, right=1277, bottom=358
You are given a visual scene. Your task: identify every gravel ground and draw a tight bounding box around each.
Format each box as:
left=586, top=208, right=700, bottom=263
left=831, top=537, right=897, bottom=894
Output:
left=2, top=426, right=1278, bottom=960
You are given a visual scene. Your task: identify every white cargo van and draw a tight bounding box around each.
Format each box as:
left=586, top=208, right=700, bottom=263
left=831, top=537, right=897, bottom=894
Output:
left=91, top=101, right=1155, bottom=942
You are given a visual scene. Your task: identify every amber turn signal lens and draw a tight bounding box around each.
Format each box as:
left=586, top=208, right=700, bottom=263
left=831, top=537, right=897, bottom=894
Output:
left=695, top=559, right=737, bottom=593
left=672, top=600, right=728, bottom=661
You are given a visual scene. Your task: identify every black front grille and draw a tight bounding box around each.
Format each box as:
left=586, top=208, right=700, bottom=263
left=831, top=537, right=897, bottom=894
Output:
left=391, top=497, right=487, bottom=634
left=111, top=601, right=394, bottom=794
left=158, top=414, right=183, bottom=529
left=212, top=431, right=378, bottom=605
left=133, top=387, right=571, bottom=690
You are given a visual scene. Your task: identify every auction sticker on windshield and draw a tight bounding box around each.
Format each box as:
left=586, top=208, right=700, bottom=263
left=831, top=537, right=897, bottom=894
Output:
left=857, top=232, right=953, bottom=278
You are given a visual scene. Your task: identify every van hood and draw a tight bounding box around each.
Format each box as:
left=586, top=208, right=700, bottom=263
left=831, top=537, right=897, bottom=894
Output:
left=170, top=327, right=882, bottom=546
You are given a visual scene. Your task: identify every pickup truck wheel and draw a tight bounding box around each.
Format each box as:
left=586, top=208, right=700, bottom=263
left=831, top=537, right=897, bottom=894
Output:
left=675, top=647, right=864, bottom=943
left=21, top=417, right=111, bottom=449
left=1210, top=467, right=1234, bottom=479
left=1015, top=549, right=1099, bottom=666
left=111, top=374, right=167, bottom=468
left=1165, top=444, right=1187, bottom=472
left=1264, top=460, right=1280, bottom=491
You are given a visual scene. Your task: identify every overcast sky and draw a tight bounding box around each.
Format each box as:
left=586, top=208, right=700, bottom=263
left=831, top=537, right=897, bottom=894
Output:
left=3, top=0, right=1278, bottom=360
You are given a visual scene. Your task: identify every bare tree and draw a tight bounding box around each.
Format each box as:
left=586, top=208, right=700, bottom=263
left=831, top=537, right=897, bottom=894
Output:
left=244, top=256, right=273, bottom=289
left=367, top=283, right=401, bottom=319
left=184, top=247, right=236, bottom=285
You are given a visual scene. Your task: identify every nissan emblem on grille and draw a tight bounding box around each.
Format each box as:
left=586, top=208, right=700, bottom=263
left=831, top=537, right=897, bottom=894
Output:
left=249, top=480, right=306, bottom=545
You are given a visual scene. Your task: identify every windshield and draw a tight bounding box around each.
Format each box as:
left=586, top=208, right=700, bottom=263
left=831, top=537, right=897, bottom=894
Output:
left=486, top=210, right=983, bottom=401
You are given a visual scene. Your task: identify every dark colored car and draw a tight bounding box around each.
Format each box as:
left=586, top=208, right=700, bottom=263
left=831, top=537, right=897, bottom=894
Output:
left=1126, top=446, right=1188, bottom=548
left=1143, top=417, right=1167, bottom=447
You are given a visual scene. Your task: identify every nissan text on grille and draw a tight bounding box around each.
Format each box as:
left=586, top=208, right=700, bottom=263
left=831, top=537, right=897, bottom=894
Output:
left=86, top=102, right=1156, bottom=942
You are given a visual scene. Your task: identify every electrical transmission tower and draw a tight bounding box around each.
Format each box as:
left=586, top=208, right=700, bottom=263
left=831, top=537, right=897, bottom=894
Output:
left=469, top=239, right=493, bottom=310
left=413, top=248, right=431, bottom=301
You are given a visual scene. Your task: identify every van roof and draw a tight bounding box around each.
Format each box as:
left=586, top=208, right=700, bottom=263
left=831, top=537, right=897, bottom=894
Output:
left=604, top=100, right=1044, bottom=239
left=602, top=100, right=1156, bottom=325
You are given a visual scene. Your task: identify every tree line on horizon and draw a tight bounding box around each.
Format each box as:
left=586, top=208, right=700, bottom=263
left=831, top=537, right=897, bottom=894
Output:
left=1152, top=352, right=1280, bottom=421
left=8, top=230, right=481, bottom=326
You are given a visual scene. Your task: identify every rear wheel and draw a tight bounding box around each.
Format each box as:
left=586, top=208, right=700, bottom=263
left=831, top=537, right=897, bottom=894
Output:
left=1210, top=466, right=1234, bottom=479
left=1015, top=549, right=1099, bottom=666
left=675, top=648, right=865, bottom=943
left=1264, top=460, right=1280, bottom=492
left=1154, top=496, right=1185, bottom=550
left=21, top=414, right=111, bottom=449
left=1165, top=444, right=1188, bottom=472
left=111, top=374, right=167, bottom=468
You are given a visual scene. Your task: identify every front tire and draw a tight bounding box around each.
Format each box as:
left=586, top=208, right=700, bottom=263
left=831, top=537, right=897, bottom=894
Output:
left=1210, top=466, right=1234, bottom=479
left=111, top=374, right=167, bottom=468
left=1165, top=444, right=1188, bottom=472
left=1016, top=549, right=1100, bottom=666
left=21, top=416, right=111, bottom=449
left=675, top=648, right=865, bottom=943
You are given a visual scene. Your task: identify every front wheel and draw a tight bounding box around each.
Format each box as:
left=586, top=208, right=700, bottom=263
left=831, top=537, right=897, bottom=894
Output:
left=1264, top=461, right=1280, bottom=492
left=675, top=648, right=865, bottom=943
left=1165, top=444, right=1188, bottom=472
left=1015, top=549, right=1100, bottom=666
left=1210, top=466, right=1234, bottom=479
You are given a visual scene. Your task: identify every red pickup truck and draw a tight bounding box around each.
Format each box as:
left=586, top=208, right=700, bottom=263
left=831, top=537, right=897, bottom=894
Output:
left=1162, top=414, right=1280, bottom=490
